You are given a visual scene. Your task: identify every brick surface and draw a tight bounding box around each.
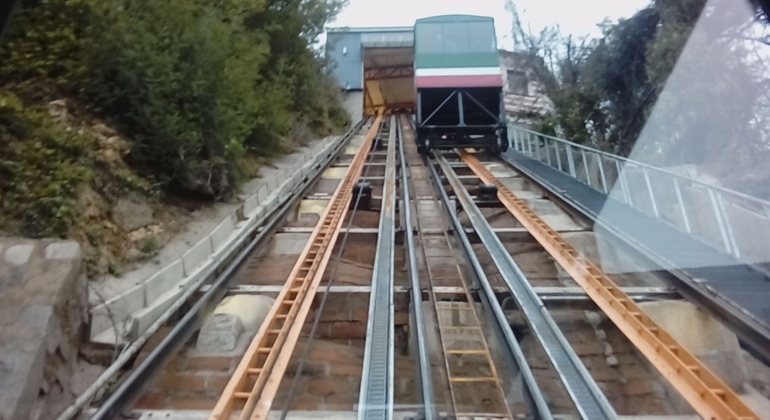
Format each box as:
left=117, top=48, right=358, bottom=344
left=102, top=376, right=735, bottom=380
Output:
left=327, top=321, right=367, bottom=339
left=624, top=378, right=653, bottom=396
left=185, top=356, right=234, bottom=372
left=571, top=341, right=604, bottom=356
left=619, top=364, right=648, bottom=380
left=168, top=396, right=217, bottom=410
left=332, top=362, right=364, bottom=378
left=289, top=395, right=325, bottom=411
left=157, top=373, right=206, bottom=393
left=134, top=392, right=166, bottom=409
left=205, top=374, right=232, bottom=395
left=306, top=377, right=352, bottom=397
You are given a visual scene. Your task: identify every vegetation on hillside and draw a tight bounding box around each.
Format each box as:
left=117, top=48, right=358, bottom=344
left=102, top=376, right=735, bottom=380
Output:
left=0, top=0, right=350, bottom=274
left=506, top=0, right=770, bottom=194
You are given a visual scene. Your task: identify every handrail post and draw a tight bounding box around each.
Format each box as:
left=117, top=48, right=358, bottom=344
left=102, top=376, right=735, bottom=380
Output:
left=715, top=191, right=740, bottom=258
left=545, top=137, right=552, bottom=167
left=555, top=142, right=563, bottom=172
left=615, top=160, right=632, bottom=205
left=673, top=178, right=692, bottom=234
left=643, top=169, right=660, bottom=218
left=597, top=153, right=608, bottom=194
left=708, top=188, right=733, bottom=254
left=566, top=144, right=577, bottom=178
left=581, top=148, right=591, bottom=188
left=527, top=132, right=534, bottom=157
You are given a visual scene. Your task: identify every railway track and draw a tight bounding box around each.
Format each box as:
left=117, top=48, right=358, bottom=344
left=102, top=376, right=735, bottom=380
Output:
left=80, top=114, right=761, bottom=420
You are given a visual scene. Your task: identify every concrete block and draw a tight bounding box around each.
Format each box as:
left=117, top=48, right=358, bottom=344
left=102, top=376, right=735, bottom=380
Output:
left=640, top=300, right=747, bottom=390
left=257, top=184, right=268, bottom=204
left=44, top=240, right=80, bottom=260
left=182, top=236, right=213, bottom=276
left=247, top=205, right=265, bottom=221
left=244, top=194, right=259, bottom=217
left=196, top=313, right=245, bottom=353
left=131, top=288, right=181, bottom=339
left=210, top=215, right=236, bottom=252
left=143, top=261, right=184, bottom=305
left=4, top=244, right=34, bottom=265
left=214, top=295, right=275, bottom=333
left=89, top=283, right=145, bottom=340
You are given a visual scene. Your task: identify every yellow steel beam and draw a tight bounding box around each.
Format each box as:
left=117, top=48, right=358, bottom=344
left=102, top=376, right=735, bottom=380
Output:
left=459, top=150, right=758, bottom=420
left=209, top=112, right=384, bottom=420
left=364, top=80, right=385, bottom=116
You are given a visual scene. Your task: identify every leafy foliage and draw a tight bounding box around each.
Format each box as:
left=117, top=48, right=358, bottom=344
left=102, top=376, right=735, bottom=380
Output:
left=509, top=0, right=770, bottom=162
left=0, top=0, right=350, bottom=203
left=0, top=92, right=95, bottom=237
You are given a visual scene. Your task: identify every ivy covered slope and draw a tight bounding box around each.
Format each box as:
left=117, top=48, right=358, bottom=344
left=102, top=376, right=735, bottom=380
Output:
left=0, top=0, right=350, bottom=276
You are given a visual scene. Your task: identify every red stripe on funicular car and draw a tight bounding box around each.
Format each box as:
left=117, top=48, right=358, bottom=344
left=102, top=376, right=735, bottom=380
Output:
left=415, top=74, right=504, bottom=88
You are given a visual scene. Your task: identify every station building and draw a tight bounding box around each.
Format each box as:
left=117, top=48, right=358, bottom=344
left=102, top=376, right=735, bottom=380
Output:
left=325, top=21, right=553, bottom=126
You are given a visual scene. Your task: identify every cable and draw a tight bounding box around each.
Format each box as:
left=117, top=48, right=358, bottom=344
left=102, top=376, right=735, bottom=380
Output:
left=278, top=118, right=389, bottom=418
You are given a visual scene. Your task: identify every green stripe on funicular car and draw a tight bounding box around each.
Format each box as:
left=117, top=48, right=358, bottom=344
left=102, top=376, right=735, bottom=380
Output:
left=414, top=53, right=500, bottom=70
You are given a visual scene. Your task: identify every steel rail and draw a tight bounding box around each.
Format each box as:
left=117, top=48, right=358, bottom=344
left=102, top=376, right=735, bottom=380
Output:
left=396, top=115, right=436, bottom=420
left=210, top=112, right=384, bottom=420
left=501, top=151, right=770, bottom=364
left=424, top=154, right=553, bottom=420
left=434, top=152, right=616, bottom=420
left=462, top=150, right=759, bottom=420
left=278, top=121, right=389, bottom=420
left=358, top=115, right=398, bottom=420
left=87, top=120, right=366, bottom=420
left=402, top=118, right=512, bottom=419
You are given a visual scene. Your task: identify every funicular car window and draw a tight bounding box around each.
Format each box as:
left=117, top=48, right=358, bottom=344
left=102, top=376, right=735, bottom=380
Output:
left=466, top=21, right=496, bottom=53
left=441, top=22, right=470, bottom=53
left=416, top=22, right=443, bottom=53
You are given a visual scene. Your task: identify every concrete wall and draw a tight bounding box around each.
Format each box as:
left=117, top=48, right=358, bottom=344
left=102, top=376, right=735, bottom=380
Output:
left=327, top=32, right=363, bottom=90
left=343, top=91, right=364, bottom=124
left=500, top=50, right=554, bottom=127
left=88, top=135, right=345, bottom=346
left=0, top=239, right=88, bottom=420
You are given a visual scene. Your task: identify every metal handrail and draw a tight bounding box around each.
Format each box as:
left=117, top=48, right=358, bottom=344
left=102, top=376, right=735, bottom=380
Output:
left=509, top=124, right=770, bottom=207
left=508, top=123, right=770, bottom=260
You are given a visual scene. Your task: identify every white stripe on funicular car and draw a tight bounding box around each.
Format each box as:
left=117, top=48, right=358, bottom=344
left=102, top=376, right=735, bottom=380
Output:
left=414, top=67, right=503, bottom=77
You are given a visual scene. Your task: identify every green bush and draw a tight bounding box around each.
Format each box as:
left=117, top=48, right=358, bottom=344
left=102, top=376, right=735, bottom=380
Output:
left=0, top=0, right=350, bottom=202
left=0, top=92, right=95, bottom=237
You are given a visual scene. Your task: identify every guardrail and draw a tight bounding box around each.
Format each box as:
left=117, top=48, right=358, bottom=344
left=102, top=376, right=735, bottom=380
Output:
left=508, top=124, right=770, bottom=263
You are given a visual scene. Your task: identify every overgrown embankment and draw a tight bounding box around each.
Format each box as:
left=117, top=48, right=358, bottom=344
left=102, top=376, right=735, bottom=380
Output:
left=0, top=0, right=350, bottom=276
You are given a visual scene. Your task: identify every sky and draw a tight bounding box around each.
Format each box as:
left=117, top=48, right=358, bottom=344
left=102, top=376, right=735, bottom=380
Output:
left=329, top=0, right=652, bottom=49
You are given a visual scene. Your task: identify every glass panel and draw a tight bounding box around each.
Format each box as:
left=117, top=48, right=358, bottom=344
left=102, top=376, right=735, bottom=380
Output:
left=466, top=21, right=496, bottom=53
left=440, top=22, right=470, bottom=53
left=415, top=22, right=444, bottom=53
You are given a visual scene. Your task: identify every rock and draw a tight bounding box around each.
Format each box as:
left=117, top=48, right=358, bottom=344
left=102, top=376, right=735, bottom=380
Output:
left=214, top=295, right=275, bottom=333
left=594, top=329, right=607, bottom=341
left=196, top=313, right=245, bottom=352
left=47, top=100, right=68, bottom=122
left=603, top=342, right=613, bottom=356
left=640, top=300, right=747, bottom=390
left=91, top=123, right=118, bottom=139
left=606, top=355, right=619, bottom=367
left=112, top=192, right=154, bottom=231
left=584, top=310, right=602, bottom=328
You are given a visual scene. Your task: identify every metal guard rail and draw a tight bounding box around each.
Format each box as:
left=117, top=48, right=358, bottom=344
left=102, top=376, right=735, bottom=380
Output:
left=508, top=124, right=770, bottom=262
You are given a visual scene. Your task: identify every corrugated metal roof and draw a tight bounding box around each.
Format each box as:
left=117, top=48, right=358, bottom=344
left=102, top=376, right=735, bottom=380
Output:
left=361, top=32, right=414, bottom=48
left=416, top=14, right=494, bottom=24
left=327, top=26, right=413, bottom=33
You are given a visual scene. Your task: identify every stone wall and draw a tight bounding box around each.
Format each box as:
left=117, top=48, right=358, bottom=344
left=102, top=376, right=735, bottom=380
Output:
left=499, top=50, right=554, bottom=127
left=0, top=239, right=90, bottom=420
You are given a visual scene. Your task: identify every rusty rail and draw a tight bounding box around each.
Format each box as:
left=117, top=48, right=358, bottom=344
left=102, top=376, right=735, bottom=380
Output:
left=210, top=111, right=384, bottom=420
left=460, top=150, right=758, bottom=420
